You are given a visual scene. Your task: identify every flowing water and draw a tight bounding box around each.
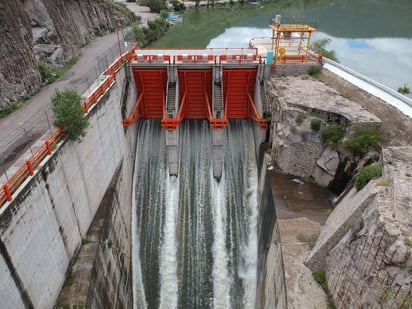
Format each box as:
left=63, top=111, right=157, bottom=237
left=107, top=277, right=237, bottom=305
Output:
left=133, top=119, right=259, bottom=308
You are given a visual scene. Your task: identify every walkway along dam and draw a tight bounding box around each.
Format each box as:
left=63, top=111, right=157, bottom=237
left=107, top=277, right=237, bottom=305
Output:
left=1, top=28, right=412, bottom=308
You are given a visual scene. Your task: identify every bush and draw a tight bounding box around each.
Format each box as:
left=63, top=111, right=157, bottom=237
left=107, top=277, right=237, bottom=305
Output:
left=311, top=118, right=321, bottom=131
left=398, top=84, right=410, bottom=94
left=321, top=124, right=344, bottom=147
left=160, top=10, right=169, bottom=19
left=38, top=57, right=78, bottom=85
left=309, top=66, right=321, bottom=77
left=344, top=124, right=381, bottom=155
left=171, top=0, right=186, bottom=11
left=355, top=164, right=382, bottom=191
left=52, top=89, right=89, bottom=141
left=296, top=114, right=304, bottom=124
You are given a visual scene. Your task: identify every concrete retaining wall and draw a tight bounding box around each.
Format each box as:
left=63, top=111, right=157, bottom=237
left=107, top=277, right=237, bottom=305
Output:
left=0, top=65, right=137, bottom=309
left=256, top=150, right=288, bottom=308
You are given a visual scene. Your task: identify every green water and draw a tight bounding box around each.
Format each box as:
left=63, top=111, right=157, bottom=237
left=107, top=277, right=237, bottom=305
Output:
left=151, top=0, right=412, bottom=93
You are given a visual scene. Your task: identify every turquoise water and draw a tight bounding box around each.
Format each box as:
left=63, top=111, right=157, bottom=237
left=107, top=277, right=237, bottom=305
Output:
left=207, top=0, right=412, bottom=93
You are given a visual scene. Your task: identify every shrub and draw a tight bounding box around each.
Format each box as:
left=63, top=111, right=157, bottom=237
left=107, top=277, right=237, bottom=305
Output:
left=160, top=10, right=169, bottom=19
left=52, top=89, right=89, bottom=141
left=290, top=125, right=297, bottom=134
left=321, top=124, right=344, bottom=147
left=309, top=66, right=321, bottom=77
left=311, top=118, right=321, bottom=131
left=296, top=114, right=304, bottom=124
left=344, top=124, right=381, bottom=155
left=171, top=0, right=186, bottom=11
left=38, top=61, right=58, bottom=84
left=355, top=164, right=382, bottom=191
left=38, top=57, right=78, bottom=85
left=398, top=84, right=410, bottom=94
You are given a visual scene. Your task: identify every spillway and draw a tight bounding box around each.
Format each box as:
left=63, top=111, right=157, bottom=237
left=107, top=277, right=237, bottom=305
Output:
left=132, top=119, right=259, bottom=308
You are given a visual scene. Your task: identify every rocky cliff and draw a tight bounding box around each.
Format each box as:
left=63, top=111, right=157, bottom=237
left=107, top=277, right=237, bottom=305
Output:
left=306, top=147, right=412, bottom=308
left=267, top=75, right=380, bottom=191
left=0, top=0, right=135, bottom=109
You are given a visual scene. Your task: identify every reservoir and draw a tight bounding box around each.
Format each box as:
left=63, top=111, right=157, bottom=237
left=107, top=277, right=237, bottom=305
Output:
left=154, top=0, right=412, bottom=96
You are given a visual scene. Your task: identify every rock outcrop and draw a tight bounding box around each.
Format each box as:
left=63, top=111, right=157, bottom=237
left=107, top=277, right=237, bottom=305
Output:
left=267, top=75, right=380, bottom=189
left=0, top=0, right=42, bottom=107
left=0, top=0, right=135, bottom=109
left=306, top=147, right=412, bottom=308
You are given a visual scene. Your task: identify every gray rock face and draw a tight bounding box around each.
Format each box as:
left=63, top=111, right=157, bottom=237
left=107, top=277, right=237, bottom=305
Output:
left=316, top=147, right=339, bottom=176
left=306, top=147, right=412, bottom=308
left=267, top=76, right=380, bottom=188
left=0, top=0, right=42, bottom=108
left=0, top=0, right=136, bottom=109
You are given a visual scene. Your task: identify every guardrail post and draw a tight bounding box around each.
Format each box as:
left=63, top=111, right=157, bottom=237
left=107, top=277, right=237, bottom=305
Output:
left=3, top=184, right=12, bottom=201
left=26, top=160, right=34, bottom=176
left=45, top=141, right=52, bottom=155
left=83, top=102, right=89, bottom=113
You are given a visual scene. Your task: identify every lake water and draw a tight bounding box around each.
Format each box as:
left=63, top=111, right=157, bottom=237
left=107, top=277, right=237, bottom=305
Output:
left=206, top=0, right=412, bottom=95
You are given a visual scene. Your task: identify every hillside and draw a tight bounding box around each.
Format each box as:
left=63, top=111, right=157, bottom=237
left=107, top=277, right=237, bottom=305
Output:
left=0, top=0, right=135, bottom=110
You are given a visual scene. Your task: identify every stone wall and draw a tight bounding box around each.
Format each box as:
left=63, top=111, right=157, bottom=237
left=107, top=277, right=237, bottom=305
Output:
left=306, top=147, right=412, bottom=308
left=0, top=65, right=137, bottom=308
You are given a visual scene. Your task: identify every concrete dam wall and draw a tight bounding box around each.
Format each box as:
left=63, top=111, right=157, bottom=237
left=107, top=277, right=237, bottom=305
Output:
left=0, top=66, right=138, bottom=309
left=0, top=64, right=286, bottom=308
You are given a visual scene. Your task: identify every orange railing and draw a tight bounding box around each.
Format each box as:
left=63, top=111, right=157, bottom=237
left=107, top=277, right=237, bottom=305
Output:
left=161, top=92, right=187, bottom=130
left=0, top=46, right=137, bottom=208
left=247, top=93, right=268, bottom=129
left=123, top=92, right=145, bottom=127
left=205, top=91, right=228, bottom=129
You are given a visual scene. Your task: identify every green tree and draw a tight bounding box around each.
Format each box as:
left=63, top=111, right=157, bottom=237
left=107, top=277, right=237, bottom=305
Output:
left=52, top=89, right=89, bottom=141
left=140, top=0, right=166, bottom=13
left=311, top=38, right=338, bottom=62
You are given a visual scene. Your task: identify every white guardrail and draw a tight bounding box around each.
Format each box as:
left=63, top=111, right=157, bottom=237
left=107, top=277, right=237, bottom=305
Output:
left=322, top=58, right=412, bottom=118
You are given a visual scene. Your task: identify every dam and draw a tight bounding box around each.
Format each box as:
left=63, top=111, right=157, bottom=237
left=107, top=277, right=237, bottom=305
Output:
left=1, top=18, right=411, bottom=308
left=0, top=43, right=294, bottom=308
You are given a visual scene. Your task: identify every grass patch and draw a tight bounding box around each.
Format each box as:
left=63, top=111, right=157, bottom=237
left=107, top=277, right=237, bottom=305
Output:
left=290, top=125, right=297, bottom=134
left=312, top=270, right=336, bottom=309
left=0, top=100, right=24, bottom=118
left=296, top=232, right=319, bottom=249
